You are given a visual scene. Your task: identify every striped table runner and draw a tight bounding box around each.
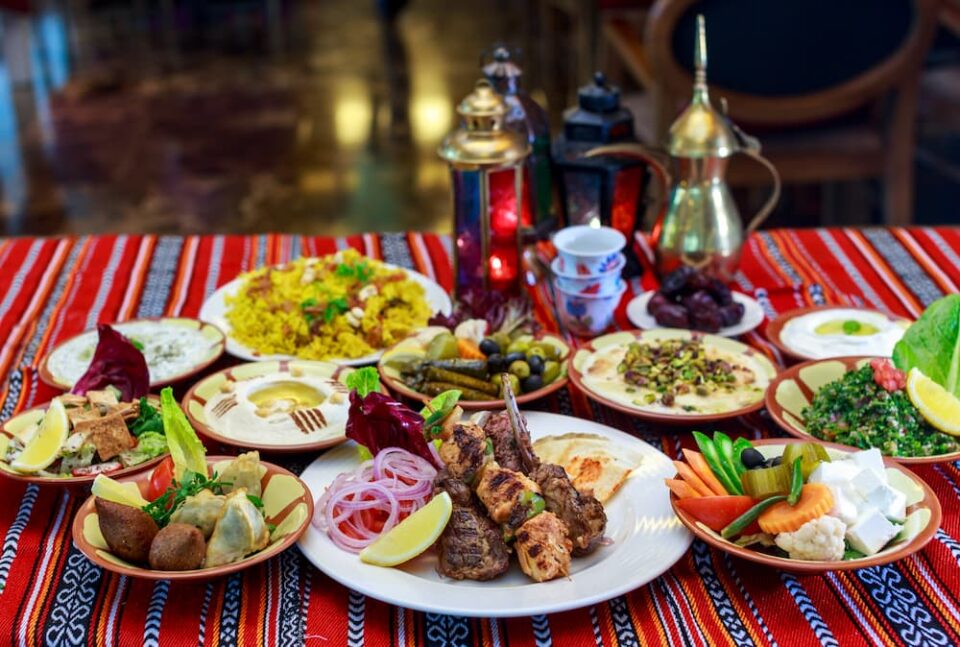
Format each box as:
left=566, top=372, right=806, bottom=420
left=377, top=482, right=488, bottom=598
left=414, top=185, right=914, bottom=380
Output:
left=0, top=228, right=958, bottom=646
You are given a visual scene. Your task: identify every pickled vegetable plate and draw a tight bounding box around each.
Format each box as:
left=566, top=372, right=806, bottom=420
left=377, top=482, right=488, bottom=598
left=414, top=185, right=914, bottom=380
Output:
left=669, top=439, right=941, bottom=573
left=378, top=327, right=570, bottom=410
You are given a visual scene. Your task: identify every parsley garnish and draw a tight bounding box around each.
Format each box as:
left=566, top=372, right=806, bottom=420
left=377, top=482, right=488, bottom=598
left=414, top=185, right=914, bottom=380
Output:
left=142, top=471, right=231, bottom=527
left=324, top=297, right=349, bottom=323
left=128, top=397, right=163, bottom=436
left=334, top=261, right=373, bottom=283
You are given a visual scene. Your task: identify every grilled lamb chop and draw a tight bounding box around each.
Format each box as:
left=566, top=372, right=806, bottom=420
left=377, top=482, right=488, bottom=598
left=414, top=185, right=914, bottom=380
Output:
left=530, top=463, right=606, bottom=556
left=434, top=472, right=510, bottom=581
left=482, top=411, right=537, bottom=474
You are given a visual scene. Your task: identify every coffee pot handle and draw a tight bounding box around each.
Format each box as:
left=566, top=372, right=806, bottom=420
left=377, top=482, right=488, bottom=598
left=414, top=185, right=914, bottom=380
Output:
left=740, top=149, right=781, bottom=236
left=585, top=144, right=672, bottom=227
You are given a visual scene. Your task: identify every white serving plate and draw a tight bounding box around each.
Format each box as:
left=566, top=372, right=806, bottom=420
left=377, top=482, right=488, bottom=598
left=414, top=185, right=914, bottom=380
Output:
left=298, top=411, right=692, bottom=618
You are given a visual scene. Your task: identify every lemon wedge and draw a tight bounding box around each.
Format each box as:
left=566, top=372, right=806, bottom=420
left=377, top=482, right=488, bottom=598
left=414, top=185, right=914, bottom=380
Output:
left=907, top=368, right=960, bottom=436
left=11, top=398, right=68, bottom=473
left=359, top=491, right=452, bottom=567
left=91, top=474, right=149, bottom=508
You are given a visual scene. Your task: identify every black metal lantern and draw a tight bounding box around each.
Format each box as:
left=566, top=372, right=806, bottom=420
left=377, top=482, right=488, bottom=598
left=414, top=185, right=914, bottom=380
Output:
left=552, top=73, right=646, bottom=275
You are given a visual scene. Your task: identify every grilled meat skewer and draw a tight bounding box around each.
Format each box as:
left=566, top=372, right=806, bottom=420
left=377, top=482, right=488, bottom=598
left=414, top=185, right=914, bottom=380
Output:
left=482, top=411, right=537, bottom=474
left=438, top=421, right=490, bottom=482
left=434, top=472, right=510, bottom=580
left=502, top=376, right=607, bottom=556
left=475, top=461, right=543, bottom=532
left=515, top=511, right=573, bottom=582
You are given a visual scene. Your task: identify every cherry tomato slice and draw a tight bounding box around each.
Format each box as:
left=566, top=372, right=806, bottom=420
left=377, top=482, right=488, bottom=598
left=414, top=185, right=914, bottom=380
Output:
left=147, top=456, right=175, bottom=502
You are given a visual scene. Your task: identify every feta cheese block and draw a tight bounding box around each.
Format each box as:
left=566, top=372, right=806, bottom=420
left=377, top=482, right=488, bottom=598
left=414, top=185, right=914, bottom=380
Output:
left=849, top=448, right=886, bottom=479
left=846, top=508, right=901, bottom=556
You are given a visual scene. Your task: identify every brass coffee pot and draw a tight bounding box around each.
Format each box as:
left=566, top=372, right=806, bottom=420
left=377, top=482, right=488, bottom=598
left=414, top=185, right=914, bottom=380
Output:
left=588, top=15, right=780, bottom=281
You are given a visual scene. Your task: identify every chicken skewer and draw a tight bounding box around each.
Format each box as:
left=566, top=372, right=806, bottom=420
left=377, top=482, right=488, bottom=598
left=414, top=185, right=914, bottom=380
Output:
left=502, top=378, right=607, bottom=556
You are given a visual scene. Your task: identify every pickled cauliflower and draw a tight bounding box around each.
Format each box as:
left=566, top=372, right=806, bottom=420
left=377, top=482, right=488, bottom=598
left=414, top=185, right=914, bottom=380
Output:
left=773, top=516, right=846, bottom=561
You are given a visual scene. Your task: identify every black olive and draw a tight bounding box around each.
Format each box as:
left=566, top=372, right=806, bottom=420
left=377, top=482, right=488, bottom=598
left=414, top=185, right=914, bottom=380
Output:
left=740, top=447, right=765, bottom=469
left=521, top=374, right=543, bottom=393
left=770, top=455, right=783, bottom=466
left=527, top=355, right=544, bottom=375
left=479, top=338, right=500, bottom=356
left=487, top=353, right=504, bottom=373
left=504, top=351, right=526, bottom=365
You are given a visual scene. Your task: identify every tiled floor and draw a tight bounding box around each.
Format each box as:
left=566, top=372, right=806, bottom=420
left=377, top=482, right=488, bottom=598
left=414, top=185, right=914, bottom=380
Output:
left=0, top=0, right=956, bottom=237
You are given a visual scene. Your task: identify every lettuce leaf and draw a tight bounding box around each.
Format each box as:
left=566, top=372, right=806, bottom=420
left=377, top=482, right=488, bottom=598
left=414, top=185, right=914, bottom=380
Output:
left=345, top=391, right=438, bottom=466
left=71, top=324, right=150, bottom=401
left=893, top=294, right=960, bottom=395
left=160, top=387, right=207, bottom=479
left=119, top=431, right=168, bottom=467
left=344, top=366, right=381, bottom=397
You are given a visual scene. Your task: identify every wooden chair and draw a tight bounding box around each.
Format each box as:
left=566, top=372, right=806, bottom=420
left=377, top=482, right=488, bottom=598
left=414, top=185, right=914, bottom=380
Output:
left=602, top=0, right=943, bottom=226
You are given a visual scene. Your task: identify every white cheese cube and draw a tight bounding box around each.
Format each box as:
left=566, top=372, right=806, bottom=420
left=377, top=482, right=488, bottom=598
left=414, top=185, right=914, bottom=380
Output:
left=864, top=485, right=907, bottom=522
left=808, top=461, right=861, bottom=486
left=850, top=449, right=886, bottom=480
left=845, top=508, right=900, bottom=556
left=826, top=484, right=860, bottom=525
left=850, top=466, right=886, bottom=498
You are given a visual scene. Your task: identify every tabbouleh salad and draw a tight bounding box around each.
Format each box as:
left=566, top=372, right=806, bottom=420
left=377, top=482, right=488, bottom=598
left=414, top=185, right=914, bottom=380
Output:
left=803, top=364, right=960, bottom=457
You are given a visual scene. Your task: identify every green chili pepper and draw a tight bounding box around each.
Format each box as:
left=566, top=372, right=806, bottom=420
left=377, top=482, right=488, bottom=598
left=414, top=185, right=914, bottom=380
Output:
left=713, top=431, right=744, bottom=485
left=788, top=457, right=803, bottom=506
left=693, top=431, right=742, bottom=495
left=520, top=491, right=546, bottom=519
left=720, top=495, right=787, bottom=539
left=732, top=437, right=754, bottom=476
left=484, top=438, right=494, bottom=456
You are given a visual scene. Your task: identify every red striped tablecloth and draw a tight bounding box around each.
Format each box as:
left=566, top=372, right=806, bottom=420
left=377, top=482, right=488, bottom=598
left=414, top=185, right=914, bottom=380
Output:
left=0, top=228, right=958, bottom=646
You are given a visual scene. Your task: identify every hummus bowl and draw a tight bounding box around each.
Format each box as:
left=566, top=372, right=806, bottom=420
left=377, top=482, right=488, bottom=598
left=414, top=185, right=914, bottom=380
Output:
left=184, top=360, right=354, bottom=453
left=569, top=329, right=778, bottom=424
left=766, top=306, right=911, bottom=362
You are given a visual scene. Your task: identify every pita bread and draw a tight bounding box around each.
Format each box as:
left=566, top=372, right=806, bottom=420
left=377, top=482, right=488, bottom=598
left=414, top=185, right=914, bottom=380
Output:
left=533, top=432, right=642, bottom=503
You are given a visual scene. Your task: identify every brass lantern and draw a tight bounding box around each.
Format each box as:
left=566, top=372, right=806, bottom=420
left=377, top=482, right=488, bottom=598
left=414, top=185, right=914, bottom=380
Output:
left=439, top=79, right=531, bottom=294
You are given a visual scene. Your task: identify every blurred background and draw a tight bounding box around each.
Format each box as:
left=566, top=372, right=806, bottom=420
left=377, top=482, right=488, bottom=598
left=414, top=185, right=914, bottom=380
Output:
left=0, top=0, right=957, bottom=237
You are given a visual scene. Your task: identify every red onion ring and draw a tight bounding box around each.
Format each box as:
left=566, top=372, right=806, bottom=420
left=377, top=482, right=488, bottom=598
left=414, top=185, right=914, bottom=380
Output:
left=313, top=447, right=438, bottom=553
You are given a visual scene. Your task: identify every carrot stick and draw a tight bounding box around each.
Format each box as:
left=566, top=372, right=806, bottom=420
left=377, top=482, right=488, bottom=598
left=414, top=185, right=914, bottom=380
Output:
left=682, top=449, right=729, bottom=496
left=673, top=461, right=713, bottom=497
left=665, top=479, right=700, bottom=499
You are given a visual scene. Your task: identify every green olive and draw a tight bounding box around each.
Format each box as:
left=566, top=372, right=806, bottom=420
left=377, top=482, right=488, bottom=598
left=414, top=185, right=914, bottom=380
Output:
left=509, top=360, right=531, bottom=379
left=503, top=374, right=521, bottom=397
left=506, top=339, right=530, bottom=355
left=425, top=333, right=459, bottom=360
left=526, top=346, right=547, bottom=361
left=491, top=332, right=512, bottom=351
left=492, top=373, right=504, bottom=388
left=538, top=341, right=562, bottom=360
left=542, top=360, right=561, bottom=384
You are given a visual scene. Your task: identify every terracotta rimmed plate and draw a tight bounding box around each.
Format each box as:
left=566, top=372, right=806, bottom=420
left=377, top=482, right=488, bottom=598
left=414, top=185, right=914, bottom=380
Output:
left=626, top=290, right=765, bottom=338
left=40, top=317, right=226, bottom=390
left=569, top=329, right=778, bottom=424
left=298, top=411, right=692, bottom=617
left=765, top=306, right=911, bottom=363
left=199, top=261, right=452, bottom=366
left=377, top=327, right=570, bottom=411
left=765, top=355, right=960, bottom=465
left=184, top=360, right=355, bottom=454
left=72, top=455, right=313, bottom=580
left=0, top=396, right=167, bottom=486
left=671, top=439, right=942, bottom=572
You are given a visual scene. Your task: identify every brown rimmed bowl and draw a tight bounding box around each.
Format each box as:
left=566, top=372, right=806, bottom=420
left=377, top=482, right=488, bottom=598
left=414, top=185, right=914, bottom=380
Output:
left=40, top=317, right=226, bottom=391
left=72, top=455, right=313, bottom=580
left=765, top=306, right=911, bottom=363
left=670, top=439, right=942, bottom=573
left=0, top=396, right=167, bottom=487
left=765, top=355, right=960, bottom=465
left=377, top=327, right=570, bottom=411
left=184, top=360, right=355, bottom=454
left=568, top=329, right=778, bottom=425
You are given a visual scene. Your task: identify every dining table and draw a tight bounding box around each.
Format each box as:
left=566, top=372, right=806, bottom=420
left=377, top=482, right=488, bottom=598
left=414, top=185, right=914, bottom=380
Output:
left=0, top=226, right=957, bottom=647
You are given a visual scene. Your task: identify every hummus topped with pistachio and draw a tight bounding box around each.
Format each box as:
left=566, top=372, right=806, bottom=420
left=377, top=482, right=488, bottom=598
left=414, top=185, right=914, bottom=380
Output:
left=203, top=373, right=350, bottom=446
left=581, top=338, right=769, bottom=415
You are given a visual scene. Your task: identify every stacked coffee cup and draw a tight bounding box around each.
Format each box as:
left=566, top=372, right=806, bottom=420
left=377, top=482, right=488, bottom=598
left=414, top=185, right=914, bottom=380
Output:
left=551, top=225, right=628, bottom=336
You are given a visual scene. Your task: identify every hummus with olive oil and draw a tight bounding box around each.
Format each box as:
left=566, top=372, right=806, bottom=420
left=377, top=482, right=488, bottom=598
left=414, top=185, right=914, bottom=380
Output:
left=204, top=374, right=350, bottom=446
left=581, top=342, right=769, bottom=415
left=780, top=309, right=907, bottom=360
